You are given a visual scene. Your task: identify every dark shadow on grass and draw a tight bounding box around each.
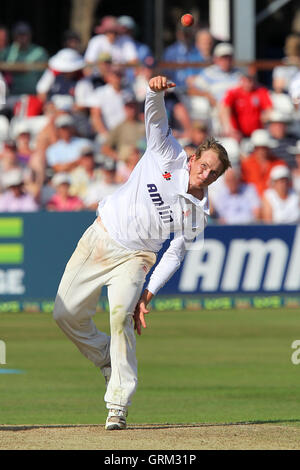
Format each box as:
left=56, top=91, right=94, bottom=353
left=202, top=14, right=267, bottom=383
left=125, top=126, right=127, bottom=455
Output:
left=1, top=419, right=300, bottom=431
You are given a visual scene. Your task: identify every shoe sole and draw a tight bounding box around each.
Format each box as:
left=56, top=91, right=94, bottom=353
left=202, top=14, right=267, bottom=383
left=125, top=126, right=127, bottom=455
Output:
left=105, top=424, right=126, bottom=430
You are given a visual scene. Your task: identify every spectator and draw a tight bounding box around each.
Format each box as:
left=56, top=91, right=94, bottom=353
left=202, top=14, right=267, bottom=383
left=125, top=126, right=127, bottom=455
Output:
left=46, top=172, right=84, bottom=211
left=83, top=158, right=120, bottom=210
left=36, top=48, right=85, bottom=103
left=261, top=165, right=300, bottom=223
left=163, top=24, right=204, bottom=91
left=0, top=168, right=39, bottom=212
left=74, top=54, right=112, bottom=109
left=46, top=114, right=92, bottom=173
left=117, top=16, right=154, bottom=67
left=289, top=69, right=300, bottom=107
left=241, top=129, right=287, bottom=197
left=220, top=71, right=273, bottom=140
left=288, top=140, right=300, bottom=194
left=84, top=16, right=138, bottom=66
left=15, top=124, right=33, bottom=166
left=90, top=65, right=134, bottom=139
left=194, top=28, right=214, bottom=64
left=211, top=166, right=261, bottom=224
left=0, top=140, right=24, bottom=176
left=4, top=22, right=48, bottom=98
left=62, top=30, right=82, bottom=53
left=69, top=145, right=104, bottom=200
left=187, top=43, right=242, bottom=108
left=0, top=25, right=9, bottom=61
left=101, top=98, right=145, bottom=160
left=272, top=34, right=300, bottom=94
left=266, top=110, right=298, bottom=168
left=183, top=121, right=209, bottom=155
left=115, top=145, right=141, bottom=183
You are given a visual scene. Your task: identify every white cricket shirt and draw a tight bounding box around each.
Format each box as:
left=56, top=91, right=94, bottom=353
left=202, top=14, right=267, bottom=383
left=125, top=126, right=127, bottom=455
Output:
left=98, top=87, right=209, bottom=294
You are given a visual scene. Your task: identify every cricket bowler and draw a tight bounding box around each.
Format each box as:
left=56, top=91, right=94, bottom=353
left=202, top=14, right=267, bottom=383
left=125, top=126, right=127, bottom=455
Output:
left=53, top=75, right=231, bottom=430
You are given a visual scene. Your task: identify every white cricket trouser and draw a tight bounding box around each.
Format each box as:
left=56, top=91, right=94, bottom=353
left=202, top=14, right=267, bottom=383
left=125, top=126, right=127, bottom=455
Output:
left=53, top=218, right=156, bottom=410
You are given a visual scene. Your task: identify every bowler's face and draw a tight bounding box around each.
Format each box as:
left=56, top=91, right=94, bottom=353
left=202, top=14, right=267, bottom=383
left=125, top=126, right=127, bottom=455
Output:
left=189, top=150, right=223, bottom=189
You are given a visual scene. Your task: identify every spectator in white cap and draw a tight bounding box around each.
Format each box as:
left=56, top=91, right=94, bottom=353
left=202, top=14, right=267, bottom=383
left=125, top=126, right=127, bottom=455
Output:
left=0, top=168, right=39, bottom=212
left=266, top=109, right=298, bottom=168
left=36, top=48, right=85, bottom=103
left=84, top=16, right=138, bottom=66
left=262, top=165, right=300, bottom=223
left=288, top=140, right=300, bottom=194
left=187, top=42, right=242, bottom=109
left=46, top=172, right=84, bottom=211
left=46, top=114, right=93, bottom=173
left=241, top=129, right=288, bottom=197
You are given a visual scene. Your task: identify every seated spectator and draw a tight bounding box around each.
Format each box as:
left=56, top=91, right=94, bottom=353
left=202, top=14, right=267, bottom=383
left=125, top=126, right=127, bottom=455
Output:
left=84, top=16, right=138, bottom=66
left=272, top=34, right=300, bottom=94
left=220, top=71, right=273, bottom=140
left=211, top=166, right=261, bottom=224
left=115, top=145, right=141, bottom=183
left=15, top=124, right=33, bottom=166
left=74, top=54, right=112, bottom=109
left=163, top=24, right=204, bottom=92
left=90, top=65, right=134, bottom=139
left=267, top=110, right=298, bottom=168
left=289, top=69, right=300, bottom=106
left=117, top=16, right=154, bottom=67
left=187, top=43, right=242, bottom=109
left=0, top=169, right=39, bottom=212
left=183, top=121, right=209, bottom=155
left=241, top=129, right=287, bottom=197
left=194, top=28, right=214, bottom=64
left=46, top=172, right=84, bottom=211
left=101, top=98, right=145, bottom=159
left=261, top=165, right=300, bottom=223
left=36, top=48, right=85, bottom=103
left=46, top=114, right=92, bottom=173
left=83, top=159, right=120, bottom=210
left=0, top=25, right=8, bottom=61
left=288, top=140, right=300, bottom=194
left=4, top=22, right=48, bottom=101
left=69, top=145, right=104, bottom=200
left=62, top=30, right=82, bottom=53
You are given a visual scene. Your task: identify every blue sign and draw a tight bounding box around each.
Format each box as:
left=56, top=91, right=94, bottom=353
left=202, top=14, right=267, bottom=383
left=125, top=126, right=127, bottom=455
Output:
left=0, top=213, right=299, bottom=302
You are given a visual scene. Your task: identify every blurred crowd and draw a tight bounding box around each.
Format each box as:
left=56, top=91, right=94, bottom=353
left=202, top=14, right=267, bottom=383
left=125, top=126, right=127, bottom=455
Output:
left=1, top=16, right=300, bottom=224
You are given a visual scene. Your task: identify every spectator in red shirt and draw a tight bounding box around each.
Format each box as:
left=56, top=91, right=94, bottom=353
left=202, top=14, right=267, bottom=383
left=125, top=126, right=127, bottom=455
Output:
left=220, top=71, right=273, bottom=141
left=241, top=129, right=287, bottom=197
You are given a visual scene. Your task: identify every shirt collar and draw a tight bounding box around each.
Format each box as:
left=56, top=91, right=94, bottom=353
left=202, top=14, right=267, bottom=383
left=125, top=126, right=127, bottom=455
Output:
left=179, top=159, right=210, bottom=212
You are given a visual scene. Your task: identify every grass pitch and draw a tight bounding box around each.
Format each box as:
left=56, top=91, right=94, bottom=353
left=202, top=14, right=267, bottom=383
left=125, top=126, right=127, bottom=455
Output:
left=1, top=308, right=300, bottom=428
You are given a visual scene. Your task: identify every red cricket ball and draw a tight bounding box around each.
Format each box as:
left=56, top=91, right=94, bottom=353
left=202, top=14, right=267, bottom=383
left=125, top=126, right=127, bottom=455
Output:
left=181, top=14, right=194, bottom=27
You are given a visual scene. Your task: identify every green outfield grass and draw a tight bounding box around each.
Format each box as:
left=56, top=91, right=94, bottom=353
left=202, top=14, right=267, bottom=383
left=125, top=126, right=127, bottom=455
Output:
left=0, top=308, right=300, bottom=426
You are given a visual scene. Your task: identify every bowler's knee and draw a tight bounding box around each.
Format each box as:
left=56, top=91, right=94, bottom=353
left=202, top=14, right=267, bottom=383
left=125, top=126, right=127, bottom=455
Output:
left=53, top=295, right=70, bottom=324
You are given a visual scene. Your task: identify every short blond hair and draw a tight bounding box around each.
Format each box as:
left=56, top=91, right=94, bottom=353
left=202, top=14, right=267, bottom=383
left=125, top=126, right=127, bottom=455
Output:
left=195, top=137, right=232, bottom=175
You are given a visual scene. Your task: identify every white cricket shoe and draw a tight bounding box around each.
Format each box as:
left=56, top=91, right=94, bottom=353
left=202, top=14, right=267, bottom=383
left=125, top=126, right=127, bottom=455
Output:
left=105, top=408, right=127, bottom=430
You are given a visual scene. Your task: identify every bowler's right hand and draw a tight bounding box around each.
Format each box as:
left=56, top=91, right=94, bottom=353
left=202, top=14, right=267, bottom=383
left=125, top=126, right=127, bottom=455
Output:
left=149, top=76, right=176, bottom=92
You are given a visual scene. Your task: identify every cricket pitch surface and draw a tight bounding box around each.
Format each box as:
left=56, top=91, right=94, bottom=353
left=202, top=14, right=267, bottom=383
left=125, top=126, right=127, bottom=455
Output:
left=0, top=422, right=299, bottom=450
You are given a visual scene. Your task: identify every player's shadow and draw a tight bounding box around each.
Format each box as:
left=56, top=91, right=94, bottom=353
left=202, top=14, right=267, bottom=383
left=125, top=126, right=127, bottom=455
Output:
left=1, top=419, right=300, bottom=431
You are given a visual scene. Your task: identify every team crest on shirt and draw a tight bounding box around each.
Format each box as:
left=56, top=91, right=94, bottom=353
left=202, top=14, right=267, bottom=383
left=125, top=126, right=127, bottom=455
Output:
left=163, top=171, right=172, bottom=181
